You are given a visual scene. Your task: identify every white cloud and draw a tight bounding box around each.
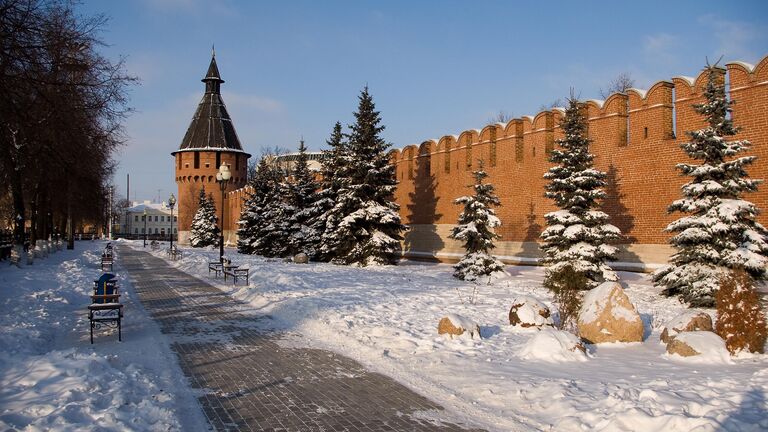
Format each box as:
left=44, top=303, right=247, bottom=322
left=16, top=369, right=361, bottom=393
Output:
left=698, top=14, right=767, bottom=63
left=222, top=92, right=284, bottom=114
left=642, top=33, right=681, bottom=67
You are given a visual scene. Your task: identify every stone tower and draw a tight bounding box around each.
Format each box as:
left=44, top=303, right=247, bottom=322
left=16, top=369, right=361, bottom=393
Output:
left=172, top=51, right=250, bottom=245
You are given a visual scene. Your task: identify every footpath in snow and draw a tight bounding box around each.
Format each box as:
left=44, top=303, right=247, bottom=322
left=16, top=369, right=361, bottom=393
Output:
left=0, top=240, right=207, bottom=431
left=151, top=241, right=768, bottom=432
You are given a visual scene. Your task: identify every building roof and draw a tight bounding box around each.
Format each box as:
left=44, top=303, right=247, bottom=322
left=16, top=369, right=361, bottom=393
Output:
left=174, top=53, right=249, bottom=155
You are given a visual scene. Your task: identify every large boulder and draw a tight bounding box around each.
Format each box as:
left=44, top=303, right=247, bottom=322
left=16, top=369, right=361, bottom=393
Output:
left=293, top=253, right=309, bottom=264
left=438, top=314, right=481, bottom=339
left=509, top=296, right=554, bottom=328
left=519, top=329, right=588, bottom=362
left=666, top=331, right=731, bottom=363
left=660, top=311, right=713, bottom=344
left=577, top=282, right=644, bottom=344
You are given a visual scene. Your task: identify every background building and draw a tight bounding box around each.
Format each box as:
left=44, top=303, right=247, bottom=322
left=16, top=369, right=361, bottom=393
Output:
left=118, top=201, right=177, bottom=240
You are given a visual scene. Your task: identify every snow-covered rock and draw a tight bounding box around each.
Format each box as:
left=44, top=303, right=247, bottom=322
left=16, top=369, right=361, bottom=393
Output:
left=577, top=282, right=644, bottom=344
left=660, top=311, right=713, bottom=344
left=438, top=314, right=481, bottom=339
left=519, top=329, right=588, bottom=362
left=665, top=331, right=732, bottom=364
left=508, top=296, right=554, bottom=328
left=293, top=252, right=309, bottom=264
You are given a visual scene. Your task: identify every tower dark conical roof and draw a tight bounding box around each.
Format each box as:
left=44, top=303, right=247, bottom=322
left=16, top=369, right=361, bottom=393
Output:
left=175, top=52, right=247, bottom=154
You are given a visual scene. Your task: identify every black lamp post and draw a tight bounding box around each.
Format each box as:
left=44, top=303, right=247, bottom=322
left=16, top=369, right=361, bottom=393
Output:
left=143, top=208, right=147, bottom=247
left=168, top=194, right=176, bottom=250
left=215, top=163, right=231, bottom=264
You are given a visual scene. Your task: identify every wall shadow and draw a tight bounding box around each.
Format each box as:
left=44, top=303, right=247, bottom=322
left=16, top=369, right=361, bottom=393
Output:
left=516, top=202, right=542, bottom=262
left=403, top=154, right=443, bottom=257
left=602, top=164, right=641, bottom=264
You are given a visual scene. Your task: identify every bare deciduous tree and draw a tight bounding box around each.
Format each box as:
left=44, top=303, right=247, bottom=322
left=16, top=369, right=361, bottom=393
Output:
left=599, top=72, right=635, bottom=99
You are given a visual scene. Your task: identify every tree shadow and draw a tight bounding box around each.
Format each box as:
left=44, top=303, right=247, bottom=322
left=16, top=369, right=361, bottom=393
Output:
left=602, top=165, right=641, bottom=265
left=404, top=154, right=443, bottom=258
left=516, top=202, right=542, bottom=263
left=717, top=387, right=766, bottom=431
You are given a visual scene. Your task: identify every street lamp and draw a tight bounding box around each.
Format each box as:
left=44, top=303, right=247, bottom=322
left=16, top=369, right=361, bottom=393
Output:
left=168, top=194, right=176, bottom=250
left=143, top=208, right=148, bottom=247
left=215, top=163, right=231, bottom=264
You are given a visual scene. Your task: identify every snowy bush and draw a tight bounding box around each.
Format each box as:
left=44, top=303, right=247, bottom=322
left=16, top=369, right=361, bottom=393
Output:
left=715, top=268, right=767, bottom=354
left=653, top=64, right=768, bottom=307
left=541, top=96, right=621, bottom=291
left=449, top=161, right=506, bottom=282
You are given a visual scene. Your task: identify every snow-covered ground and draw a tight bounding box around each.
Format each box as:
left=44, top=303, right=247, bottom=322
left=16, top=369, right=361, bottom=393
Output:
left=2, top=240, right=766, bottom=431
left=0, top=240, right=207, bottom=431
left=153, top=242, right=768, bottom=432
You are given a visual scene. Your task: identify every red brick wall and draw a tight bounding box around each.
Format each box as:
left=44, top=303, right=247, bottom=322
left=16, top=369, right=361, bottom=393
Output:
left=174, top=150, right=248, bottom=240
left=392, top=56, right=768, bottom=250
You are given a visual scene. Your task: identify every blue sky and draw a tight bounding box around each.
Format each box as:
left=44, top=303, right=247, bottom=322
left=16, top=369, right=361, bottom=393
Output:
left=76, top=0, right=768, bottom=202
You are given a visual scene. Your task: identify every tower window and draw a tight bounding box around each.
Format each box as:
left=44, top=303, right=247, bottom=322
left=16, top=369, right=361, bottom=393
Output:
left=194, top=152, right=200, bottom=169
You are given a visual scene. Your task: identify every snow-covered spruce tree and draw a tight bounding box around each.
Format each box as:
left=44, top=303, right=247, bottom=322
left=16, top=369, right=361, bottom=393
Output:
left=653, top=65, right=768, bottom=307
left=189, top=187, right=219, bottom=248
left=253, top=165, right=293, bottom=258
left=541, top=96, right=621, bottom=291
left=287, top=139, right=320, bottom=257
left=315, top=122, right=350, bottom=261
left=325, top=87, right=404, bottom=266
left=449, top=160, right=505, bottom=281
left=237, top=158, right=275, bottom=254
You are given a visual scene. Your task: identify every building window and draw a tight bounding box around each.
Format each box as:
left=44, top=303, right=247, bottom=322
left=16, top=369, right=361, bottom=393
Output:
left=141, top=228, right=145, bottom=234
left=444, top=141, right=451, bottom=173
left=174, top=228, right=178, bottom=234
left=216, top=151, right=221, bottom=169
left=194, top=152, right=200, bottom=169
left=160, top=216, right=164, bottom=222
left=155, top=216, right=159, bottom=222
left=134, top=228, right=138, bottom=234
left=174, top=216, right=177, bottom=222
left=134, top=215, right=138, bottom=222
left=155, top=228, right=159, bottom=234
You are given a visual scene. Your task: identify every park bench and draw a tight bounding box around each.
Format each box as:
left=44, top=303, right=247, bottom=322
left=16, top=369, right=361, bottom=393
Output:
left=167, top=246, right=182, bottom=261
left=100, top=253, right=113, bottom=271
left=208, top=261, right=224, bottom=277
left=88, top=273, right=123, bottom=344
left=223, top=264, right=249, bottom=285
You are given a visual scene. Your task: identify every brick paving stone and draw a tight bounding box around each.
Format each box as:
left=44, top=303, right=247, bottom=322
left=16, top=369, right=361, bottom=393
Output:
left=119, top=247, right=485, bottom=432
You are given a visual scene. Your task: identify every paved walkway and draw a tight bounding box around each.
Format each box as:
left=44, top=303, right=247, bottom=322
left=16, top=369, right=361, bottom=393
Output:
left=119, top=247, right=483, bottom=432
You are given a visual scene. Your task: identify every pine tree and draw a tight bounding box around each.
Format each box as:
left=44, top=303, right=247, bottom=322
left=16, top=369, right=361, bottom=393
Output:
left=315, top=122, right=348, bottom=261
left=324, top=87, right=404, bottom=266
left=237, top=157, right=281, bottom=255
left=251, top=160, right=291, bottom=257
left=189, top=187, right=219, bottom=248
left=449, top=161, right=506, bottom=281
left=541, top=96, right=621, bottom=291
left=287, top=139, right=320, bottom=257
left=653, top=65, right=768, bottom=307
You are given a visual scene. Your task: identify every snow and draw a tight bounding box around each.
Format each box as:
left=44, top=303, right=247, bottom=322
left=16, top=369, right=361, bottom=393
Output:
left=518, top=329, right=588, bottom=363
left=0, top=241, right=207, bottom=432
left=148, top=244, right=768, bottom=431
left=665, top=332, right=733, bottom=365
